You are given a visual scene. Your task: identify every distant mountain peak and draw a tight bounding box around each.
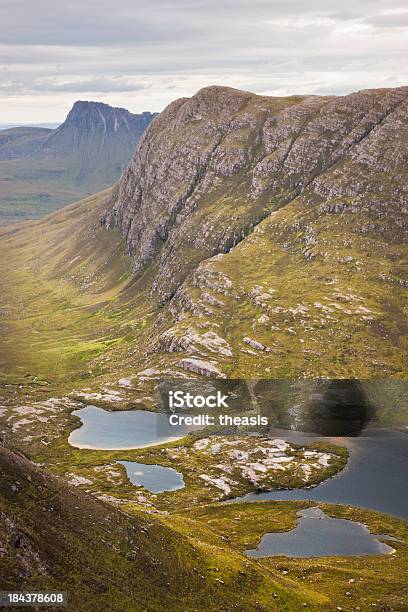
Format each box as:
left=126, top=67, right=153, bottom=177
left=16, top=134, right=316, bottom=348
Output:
left=60, top=100, right=156, bottom=135
left=31, top=101, right=158, bottom=188
left=0, top=100, right=158, bottom=223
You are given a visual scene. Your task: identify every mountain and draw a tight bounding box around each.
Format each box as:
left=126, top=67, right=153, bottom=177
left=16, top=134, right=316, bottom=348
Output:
left=0, top=126, right=53, bottom=160
left=0, top=86, right=406, bottom=396
left=100, top=84, right=408, bottom=380
left=0, top=102, right=157, bottom=224
left=0, top=123, right=60, bottom=129
left=1, top=86, right=408, bottom=611
left=38, top=101, right=156, bottom=189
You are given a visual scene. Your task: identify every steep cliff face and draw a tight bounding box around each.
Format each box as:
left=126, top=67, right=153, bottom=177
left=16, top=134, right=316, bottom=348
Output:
left=99, top=86, right=408, bottom=378
left=103, top=86, right=407, bottom=298
left=38, top=101, right=157, bottom=189
left=0, top=102, right=157, bottom=224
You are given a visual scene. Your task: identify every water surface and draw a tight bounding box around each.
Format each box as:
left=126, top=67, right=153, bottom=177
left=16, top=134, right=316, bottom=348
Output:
left=233, top=428, right=408, bottom=519
left=69, top=405, right=197, bottom=450
left=117, top=460, right=185, bottom=493
left=246, top=507, right=398, bottom=558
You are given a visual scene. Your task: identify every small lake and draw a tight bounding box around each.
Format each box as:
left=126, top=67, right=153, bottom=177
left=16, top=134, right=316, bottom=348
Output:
left=245, top=507, right=398, bottom=558
left=69, top=405, right=197, bottom=450
left=117, top=460, right=185, bottom=493
left=232, top=428, right=408, bottom=520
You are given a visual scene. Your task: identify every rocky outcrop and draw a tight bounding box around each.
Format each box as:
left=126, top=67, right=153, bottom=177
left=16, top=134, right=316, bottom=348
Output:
left=102, top=85, right=408, bottom=302
left=38, top=101, right=157, bottom=189
left=243, top=337, right=271, bottom=352
left=157, top=327, right=232, bottom=357
left=99, top=84, right=408, bottom=378
left=178, top=357, right=226, bottom=378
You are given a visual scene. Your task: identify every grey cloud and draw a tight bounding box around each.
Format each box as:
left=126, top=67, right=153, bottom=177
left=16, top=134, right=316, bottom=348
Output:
left=0, top=0, right=405, bottom=47
left=1, top=0, right=407, bottom=122
left=30, top=77, right=151, bottom=93
left=364, top=12, right=408, bottom=28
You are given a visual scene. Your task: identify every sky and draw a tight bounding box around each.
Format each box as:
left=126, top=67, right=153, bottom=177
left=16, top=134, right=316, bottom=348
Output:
left=1, top=0, right=407, bottom=124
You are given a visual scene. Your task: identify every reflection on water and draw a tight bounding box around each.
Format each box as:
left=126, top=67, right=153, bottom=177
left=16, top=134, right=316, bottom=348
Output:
left=232, top=429, right=408, bottom=519
left=245, top=507, right=399, bottom=558
left=68, top=405, right=196, bottom=450
left=117, top=460, right=185, bottom=493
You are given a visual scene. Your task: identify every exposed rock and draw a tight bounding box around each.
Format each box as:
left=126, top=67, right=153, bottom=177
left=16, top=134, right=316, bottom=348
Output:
left=74, top=392, right=124, bottom=403
left=178, top=358, right=226, bottom=378
left=118, top=378, right=133, bottom=388
left=68, top=474, right=93, bottom=487
left=243, top=337, right=270, bottom=352
left=157, top=327, right=232, bottom=357
left=199, top=474, right=234, bottom=494
left=200, top=292, right=225, bottom=307
left=96, top=84, right=407, bottom=379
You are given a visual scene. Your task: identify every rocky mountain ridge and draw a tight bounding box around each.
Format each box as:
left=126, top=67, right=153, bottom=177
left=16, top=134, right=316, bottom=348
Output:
left=100, top=85, right=407, bottom=378
left=0, top=101, right=157, bottom=224
left=103, top=86, right=407, bottom=297
left=31, top=100, right=158, bottom=188
left=40, top=101, right=155, bottom=159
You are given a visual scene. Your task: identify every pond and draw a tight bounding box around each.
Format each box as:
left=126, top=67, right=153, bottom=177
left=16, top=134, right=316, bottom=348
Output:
left=232, top=428, right=408, bottom=520
left=117, top=460, right=185, bottom=493
left=69, top=405, right=197, bottom=450
left=245, top=507, right=399, bottom=558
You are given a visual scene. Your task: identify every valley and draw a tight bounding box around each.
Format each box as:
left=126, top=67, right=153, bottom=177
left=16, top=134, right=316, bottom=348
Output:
left=0, top=85, right=407, bottom=610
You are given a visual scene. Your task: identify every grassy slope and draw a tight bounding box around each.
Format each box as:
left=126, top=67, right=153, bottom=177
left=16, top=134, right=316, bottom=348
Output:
left=0, top=445, right=330, bottom=611
left=0, top=121, right=407, bottom=609
left=0, top=144, right=128, bottom=225
left=187, top=501, right=408, bottom=611
left=179, top=195, right=408, bottom=378
left=0, top=189, right=145, bottom=390
left=0, top=156, right=93, bottom=224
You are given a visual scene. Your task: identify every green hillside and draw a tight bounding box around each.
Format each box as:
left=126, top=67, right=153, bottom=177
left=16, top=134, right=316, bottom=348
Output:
left=0, top=86, right=407, bottom=611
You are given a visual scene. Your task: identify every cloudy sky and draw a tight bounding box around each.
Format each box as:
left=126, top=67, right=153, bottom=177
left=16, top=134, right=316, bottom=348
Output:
left=1, top=0, right=407, bottom=123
